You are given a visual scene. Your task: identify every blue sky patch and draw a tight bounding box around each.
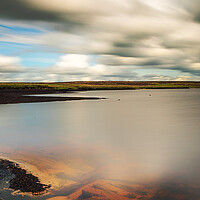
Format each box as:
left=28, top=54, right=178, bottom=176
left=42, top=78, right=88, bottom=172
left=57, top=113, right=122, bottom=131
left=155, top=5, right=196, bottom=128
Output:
left=0, top=24, right=44, bottom=35
left=21, top=52, right=62, bottom=67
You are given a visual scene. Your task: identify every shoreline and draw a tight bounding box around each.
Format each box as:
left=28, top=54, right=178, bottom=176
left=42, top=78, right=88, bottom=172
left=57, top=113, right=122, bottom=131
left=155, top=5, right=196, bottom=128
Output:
left=1, top=81, right=200, bottom=105
left=0, top=89, right=105, bottom=105
left=0, top=85, right=196, bottom=105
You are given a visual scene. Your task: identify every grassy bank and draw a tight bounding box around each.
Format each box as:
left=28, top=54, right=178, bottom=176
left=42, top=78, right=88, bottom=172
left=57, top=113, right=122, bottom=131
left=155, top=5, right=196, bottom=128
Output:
left=0, top=81, right=200, bottom=91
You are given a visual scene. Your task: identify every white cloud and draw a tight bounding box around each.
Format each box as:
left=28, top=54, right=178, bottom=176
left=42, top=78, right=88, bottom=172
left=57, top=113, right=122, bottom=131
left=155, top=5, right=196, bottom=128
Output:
left=175, top=75, right=193, bottom=81
left=56, top=54, right=89, bottom=69
left=190, top=63, right=200, bottom=70
left=0, top=55, right=24, bottom=73
left=42, top=54, right=138, bottom=81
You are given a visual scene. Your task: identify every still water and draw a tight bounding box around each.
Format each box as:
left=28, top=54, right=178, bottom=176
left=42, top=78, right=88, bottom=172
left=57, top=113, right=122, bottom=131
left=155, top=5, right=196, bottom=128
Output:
left=0, top=89, right=200, bottom=199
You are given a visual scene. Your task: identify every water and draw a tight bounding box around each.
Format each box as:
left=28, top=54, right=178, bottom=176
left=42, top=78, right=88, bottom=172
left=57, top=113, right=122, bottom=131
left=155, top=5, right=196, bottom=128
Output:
left=0, top=89, right=200, bottom=199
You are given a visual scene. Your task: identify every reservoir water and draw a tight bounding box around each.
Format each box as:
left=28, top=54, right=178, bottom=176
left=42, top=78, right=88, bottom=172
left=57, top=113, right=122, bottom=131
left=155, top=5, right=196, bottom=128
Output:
left=0, top=89, right=200, bottom=199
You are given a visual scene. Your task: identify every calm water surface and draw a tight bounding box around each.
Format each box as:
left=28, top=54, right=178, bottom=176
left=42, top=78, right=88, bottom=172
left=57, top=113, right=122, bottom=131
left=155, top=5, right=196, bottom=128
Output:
left=0, top=89, right=200, bottom=199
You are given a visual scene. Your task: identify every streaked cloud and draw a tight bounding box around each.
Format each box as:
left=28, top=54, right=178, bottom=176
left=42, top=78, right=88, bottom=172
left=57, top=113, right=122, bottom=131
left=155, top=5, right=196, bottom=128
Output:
left=42, top=54, right=138, bottom=81
left=0, top=55, right=23, bottom=73
left=0, top=0, right=200, bottom=81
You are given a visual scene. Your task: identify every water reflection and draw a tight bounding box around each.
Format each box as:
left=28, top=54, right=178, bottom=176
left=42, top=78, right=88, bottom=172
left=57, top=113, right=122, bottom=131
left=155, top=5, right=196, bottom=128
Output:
left=0, top=89, right=200, bottom=199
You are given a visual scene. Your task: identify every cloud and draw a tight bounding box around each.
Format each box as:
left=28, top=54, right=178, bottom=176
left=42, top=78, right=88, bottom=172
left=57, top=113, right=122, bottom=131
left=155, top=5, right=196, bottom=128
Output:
left=0, top=55, right=24, bottom=73
left=0, top=0, right=61, bottom=22
left=175, top=75, right=194, bottom=81
left=175, top=0, right=200, bottom=23
left=42, top=54, right=138, bottom=81
left=1, top=53, right=198, bottom=82
left=0, top=0, right=200, bottom=81
left=0, top=54, right=138, bottom=82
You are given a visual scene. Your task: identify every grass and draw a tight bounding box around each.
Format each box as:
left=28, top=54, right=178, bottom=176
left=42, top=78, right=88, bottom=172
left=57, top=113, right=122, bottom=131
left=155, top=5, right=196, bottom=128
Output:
left=0, top=81, right=200, bottom=91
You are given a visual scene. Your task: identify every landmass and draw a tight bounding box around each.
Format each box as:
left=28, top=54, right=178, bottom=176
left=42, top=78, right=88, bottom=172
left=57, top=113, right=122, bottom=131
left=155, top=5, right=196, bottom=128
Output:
left=0, top=89, right=103, bottom=104
left=0, top=81, right=200, bottom=104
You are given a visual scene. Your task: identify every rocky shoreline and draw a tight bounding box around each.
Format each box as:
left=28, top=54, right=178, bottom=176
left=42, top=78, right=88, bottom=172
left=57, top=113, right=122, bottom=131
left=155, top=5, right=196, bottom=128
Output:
left=0, top=159, right=50, bottom=195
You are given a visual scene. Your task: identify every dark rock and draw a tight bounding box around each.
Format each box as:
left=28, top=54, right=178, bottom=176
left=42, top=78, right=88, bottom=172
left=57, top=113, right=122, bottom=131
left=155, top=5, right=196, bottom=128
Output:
left=0, top=159, right=51, bottom=195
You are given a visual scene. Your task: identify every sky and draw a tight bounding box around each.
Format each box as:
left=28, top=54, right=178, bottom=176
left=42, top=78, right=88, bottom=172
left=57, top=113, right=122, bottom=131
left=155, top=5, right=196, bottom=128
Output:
left=0, top=0, right=200, bottom=82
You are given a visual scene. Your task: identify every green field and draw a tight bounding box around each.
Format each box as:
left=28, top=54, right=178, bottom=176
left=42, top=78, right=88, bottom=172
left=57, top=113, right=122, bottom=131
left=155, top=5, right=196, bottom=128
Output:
left=0, top=81, right=200, bottom=91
